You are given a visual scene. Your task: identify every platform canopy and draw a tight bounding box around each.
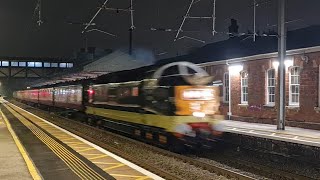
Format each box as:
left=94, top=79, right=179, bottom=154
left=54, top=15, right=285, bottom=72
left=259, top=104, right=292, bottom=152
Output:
left=83, top=50, right=152, bottom=72
left=30, top=71, right=108, bottom=87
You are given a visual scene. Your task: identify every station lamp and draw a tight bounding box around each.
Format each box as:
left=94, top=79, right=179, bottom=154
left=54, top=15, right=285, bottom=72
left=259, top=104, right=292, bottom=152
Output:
left=228, top=64, right=243, bottom=75
left=272, top=58, right=293, bottom=69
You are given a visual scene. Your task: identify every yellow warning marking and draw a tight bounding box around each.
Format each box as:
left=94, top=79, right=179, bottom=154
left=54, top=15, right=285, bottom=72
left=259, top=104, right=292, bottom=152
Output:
left=103, top=163, right=125, bottom=170
left=4, top=103, right=105, bottom=180
left=64, top=141, right=81, bottom=144
left=0, top=110, right=41, bottom=180
left=65, top=142, right=84, bottom=146
left=81, top=153, right=104, bottom=156
left=72, top=146, right=91, bottom=149
left=110, top=174, right=146, bottom=178
left=88, top=155, right=108, bottom=160
left=93, top=162, right=122, bottom=165
left=76, top=148, right=95, bottom=153
left=136, top=176, right=151, bottom=180
left=59, top=137, right=75, bottom=140
left=55, top=135, right=71, bottom=138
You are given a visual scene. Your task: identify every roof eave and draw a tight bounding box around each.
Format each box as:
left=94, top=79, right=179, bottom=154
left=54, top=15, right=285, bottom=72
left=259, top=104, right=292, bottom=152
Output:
left=197, top=45, right=320, bottom=67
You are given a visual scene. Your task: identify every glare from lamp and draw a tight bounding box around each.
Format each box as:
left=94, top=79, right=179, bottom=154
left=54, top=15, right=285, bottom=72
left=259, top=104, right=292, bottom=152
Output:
left=272, top=61, right=279, bottom=69
left=273, top=59, right=293, bottom=69
left=228, top=64, right=243, bottom=75
left=284, top=59, right=293, bottom=68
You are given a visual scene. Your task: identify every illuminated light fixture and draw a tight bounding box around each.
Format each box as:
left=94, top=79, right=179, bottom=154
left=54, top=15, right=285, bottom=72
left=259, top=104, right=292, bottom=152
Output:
left=87, top=89, right=94, bottom=95
left=284, top=59, right=293, bottom=68
left=228, top=64, right=243, bottom=75
left=183, top=89, right=214, bottom=100
left=272, top=61, right=279, bottom=69
left=272, top=58, right=293, bottom=69
left=193, top=112, right=206, bottom=118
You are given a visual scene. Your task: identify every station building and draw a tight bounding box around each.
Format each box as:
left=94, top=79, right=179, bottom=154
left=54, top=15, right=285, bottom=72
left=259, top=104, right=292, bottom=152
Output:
left=163, top=25, right=320, bottom=130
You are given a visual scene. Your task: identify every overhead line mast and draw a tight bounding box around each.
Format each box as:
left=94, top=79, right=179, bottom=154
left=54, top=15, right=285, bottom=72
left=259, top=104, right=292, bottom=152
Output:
left=81, top=0, right=110, bottom=34
left=34, top=0, right=43, bottom=26
left=174, top=0, right=217, bottom=43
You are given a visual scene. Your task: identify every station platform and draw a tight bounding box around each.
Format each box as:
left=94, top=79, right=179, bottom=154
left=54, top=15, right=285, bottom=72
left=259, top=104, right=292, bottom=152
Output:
left=0, top=99, right=163, bottom=180
left=0, top=109, right=33, bottom=180
left=221, top=120, right=320, bottom=147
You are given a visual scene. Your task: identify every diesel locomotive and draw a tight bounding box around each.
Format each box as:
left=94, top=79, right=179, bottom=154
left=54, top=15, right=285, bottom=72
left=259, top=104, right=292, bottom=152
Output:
left=14, top=62, right=224, bottom=150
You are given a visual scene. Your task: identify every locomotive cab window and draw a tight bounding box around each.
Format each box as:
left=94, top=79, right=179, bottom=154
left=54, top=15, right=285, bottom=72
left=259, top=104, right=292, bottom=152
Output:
left=159, top=65, right=188, bottom=86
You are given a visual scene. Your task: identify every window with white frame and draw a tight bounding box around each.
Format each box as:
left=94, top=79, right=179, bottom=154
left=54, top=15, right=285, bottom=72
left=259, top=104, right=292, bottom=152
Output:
left=289, top=66, right=300, bottom=106
left=223, top=72, right=229, bottom=102
left=241, top=71, right=248, bottom=104
left=266, top=69, right=276, bottom=105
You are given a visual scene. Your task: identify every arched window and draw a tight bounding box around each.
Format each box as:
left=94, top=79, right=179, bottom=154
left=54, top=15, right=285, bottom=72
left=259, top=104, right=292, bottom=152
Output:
left=266, top=69, right=276, bottom=105
left=223, top=72, right=229, bottom=102
left=241, top=71, right=248, bottom=104
left=289, top=66, right=300, bottom=106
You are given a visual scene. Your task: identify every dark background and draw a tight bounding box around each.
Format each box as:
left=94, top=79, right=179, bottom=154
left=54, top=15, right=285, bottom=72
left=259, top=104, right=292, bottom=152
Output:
left=0, top=0, right=318, bottom=59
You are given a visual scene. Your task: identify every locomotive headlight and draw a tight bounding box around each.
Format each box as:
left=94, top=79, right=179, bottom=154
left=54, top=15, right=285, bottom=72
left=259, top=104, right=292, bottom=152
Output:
left=183, top=89, right=214, bottom=100
left=193, top=112, right=206, bottom=118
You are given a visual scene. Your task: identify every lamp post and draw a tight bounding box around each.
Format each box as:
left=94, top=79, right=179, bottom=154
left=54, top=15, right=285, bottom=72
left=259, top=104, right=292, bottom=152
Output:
left=277, top=0, right=286, bottom=130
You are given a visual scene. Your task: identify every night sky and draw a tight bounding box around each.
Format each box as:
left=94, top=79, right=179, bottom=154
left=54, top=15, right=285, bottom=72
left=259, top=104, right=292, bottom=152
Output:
left=0, top=0, right=319, bottom=59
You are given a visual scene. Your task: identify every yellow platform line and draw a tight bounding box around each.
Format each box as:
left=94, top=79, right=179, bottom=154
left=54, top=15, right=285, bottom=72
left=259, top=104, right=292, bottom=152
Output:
left=89, top=154, right=108, bottom=160
left=65, top=142, right=84, bottom=146
left=4, top=103, right=106, bottom=180
left=81, top=153, right=105, bottom=156
left=5, top=106, right=93, bottom=180
left=136, top=176, right=151, bottom=180
left=110, top=174, right=146, bottom=178
left=60, top=137, right=75, bottom=141
left=71, top=146, right=92, bottom=149
left=0, top=110, right=42, bottom=180
left=76, top=147, right=95, bottom=153
left=6, top=102, right=156, bottom=180
left=13, top=110, right=105, bottom=180
left=93, top=162, right=122, bottom=165
left=55, top=135, right=71, bottom=138
left=103, top=164, right=125, bottom=171
left=63, top=141, right=81, bottom=144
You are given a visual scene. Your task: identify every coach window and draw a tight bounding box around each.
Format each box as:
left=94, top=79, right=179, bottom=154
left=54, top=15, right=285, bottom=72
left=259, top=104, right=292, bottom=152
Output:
left=266, top=69, right=276, bottom=105
left=240, top=71, right=248, bottom=104
left=223, top=72, right=229, bottom=102
left=289, top=66, right=300, bottom=106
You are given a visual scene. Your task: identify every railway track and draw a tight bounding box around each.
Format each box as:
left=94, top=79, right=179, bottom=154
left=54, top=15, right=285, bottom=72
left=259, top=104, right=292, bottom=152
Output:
left=196, top=151, right=314, bottom=180
left=11, top=100, right=317, bottom=180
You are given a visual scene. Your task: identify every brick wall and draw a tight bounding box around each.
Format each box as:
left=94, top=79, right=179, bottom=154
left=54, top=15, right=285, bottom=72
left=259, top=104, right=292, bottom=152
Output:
left=204, top=51, right=320, bottom=130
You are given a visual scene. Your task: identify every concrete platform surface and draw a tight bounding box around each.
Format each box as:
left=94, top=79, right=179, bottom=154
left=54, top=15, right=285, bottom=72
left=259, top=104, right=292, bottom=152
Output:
left=222, top=120, right=320, bottom=147
left=0, top=112, right=32, bottom=180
